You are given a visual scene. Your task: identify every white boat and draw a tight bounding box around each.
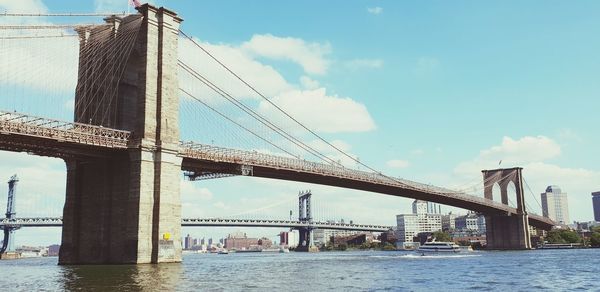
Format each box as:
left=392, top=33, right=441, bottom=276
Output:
left=217, top=249, right=229, bottom=254
left=417, top=242, right=461, bottom=254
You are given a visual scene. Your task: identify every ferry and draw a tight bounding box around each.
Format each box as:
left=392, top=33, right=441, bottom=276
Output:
left=536, top=243, right=582, bottom=249
left=417, top=241, right=461, bottom=255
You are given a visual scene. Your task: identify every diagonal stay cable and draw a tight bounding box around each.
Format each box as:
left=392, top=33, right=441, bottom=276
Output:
left=177, top=30, right=510, bottom=202
left=178, top=60, right=340, bottom=165
left=179, top=87, right=299, bottom=159
left=178, top=30, right=417, bottom=181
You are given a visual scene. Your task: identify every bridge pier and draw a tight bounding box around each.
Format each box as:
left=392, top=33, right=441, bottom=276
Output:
left=485, top=213, right=531, bottom=249
left=59, top=5, right=183, bottom=264
left=482, top=168, right=532, bottom=250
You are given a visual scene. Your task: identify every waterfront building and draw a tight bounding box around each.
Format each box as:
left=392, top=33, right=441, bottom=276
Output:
left=313, top=228, right=358, bottom=246
left=442, top=213, right=457, bottom=231
left=379, top=229, right=397, bottom=244
left=279, top=231, right=298, bottom=248
left=224, top=232, right=259, bottom=250
left=593, top=191, right=600, bottom=222
left=258, top=237, right=272, bottom=248
left=332, top=233, right=374, bottom=246
left=541, top=186, right=570, bottom=225
left=47, top=244, right=60, bottom=257
left=396, top=200, right=442, bottom=248
left=454, top=212, right=486, bottom=235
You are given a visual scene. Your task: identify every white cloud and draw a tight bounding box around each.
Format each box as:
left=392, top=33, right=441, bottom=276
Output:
left=0, top=0, right=47, bottom=13
left=180, top=180, right=213, bottom=200
left=455, top=136, right=560, bottom=175
left=344, top=58, right=384, bottom=70
left=0, top=152, right=65, bottom=219
left=241, top=34, right=331, bottom=75
left=300, top=75, right=320, bottom=89
left=415, top=57, right=440, bottom=76
left=367, top=7, right=383, bottom=15
left=178, top=36, right=292, bottom=103
left=387, top=159, right=411, bottom=169
left=94, top=0, right=157, bottom=12
left=452, top=136, right=599, bottom=220
left=259, top=88, right=376, bottom=133
left=0, top=1, right=78, bottom=97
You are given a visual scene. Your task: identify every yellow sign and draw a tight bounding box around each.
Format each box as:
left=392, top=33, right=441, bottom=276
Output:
left=163, top=232, right=171, bottom=240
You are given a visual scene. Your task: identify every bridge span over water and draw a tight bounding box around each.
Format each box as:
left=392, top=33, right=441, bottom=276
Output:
left=0, top=4, right=554, bottom=264
left=0, top=111, right=554, bottom=231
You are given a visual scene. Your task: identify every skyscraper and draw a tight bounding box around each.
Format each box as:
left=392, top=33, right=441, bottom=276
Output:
left=184, top=234, right=193, bottom=250
left=592, top=191, right=600, bottom=222
left=541, top=185, right=570, bottom=225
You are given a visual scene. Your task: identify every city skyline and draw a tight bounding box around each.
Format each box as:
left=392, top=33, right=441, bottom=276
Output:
left=1, top=0, right=600, bottom=247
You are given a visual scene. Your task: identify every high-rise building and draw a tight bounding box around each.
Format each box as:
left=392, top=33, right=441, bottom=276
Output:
left=541, top=185, right=570, bottom=225
left=412, top=200, right=428, bottom=215
left=396, top=200, right=442, bottom=248
left=427, top=202, right=442, bottom=214
left=184, top=234, right=193, bottom=250
left=592, top=191, right=600, bottom=222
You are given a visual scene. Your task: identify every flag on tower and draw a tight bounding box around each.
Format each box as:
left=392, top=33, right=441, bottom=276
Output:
left=129, top=0, right=142, bottom=8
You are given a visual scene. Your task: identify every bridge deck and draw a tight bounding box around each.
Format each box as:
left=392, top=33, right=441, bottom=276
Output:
left=0, top=111, right=555, bottom=229
left=0, top=217, right=391, bottom=232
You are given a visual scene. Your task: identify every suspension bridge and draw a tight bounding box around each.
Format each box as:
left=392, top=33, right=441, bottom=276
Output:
left=0, top=4, right=554, bottom=264
left=0, top=180, right=390, bottom=255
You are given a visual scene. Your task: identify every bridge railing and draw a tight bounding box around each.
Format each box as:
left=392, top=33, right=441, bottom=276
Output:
left=181, top=142, right=517, bottom=213
left=0, top=110, right=131, bottom=148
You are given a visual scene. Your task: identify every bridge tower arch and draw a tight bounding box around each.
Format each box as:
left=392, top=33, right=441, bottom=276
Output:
left=0, top=175, right=19, bottom=255
left=296, top=191, right=317, bottom=252
left=59, top=4, right=183, bottom=264
left=482, top=167, right=531, bottom=249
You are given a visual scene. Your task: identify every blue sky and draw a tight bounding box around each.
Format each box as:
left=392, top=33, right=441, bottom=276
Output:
left=1, top=0, right=599, bottom=246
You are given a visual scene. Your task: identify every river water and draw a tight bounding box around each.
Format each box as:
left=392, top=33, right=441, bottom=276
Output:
left=1, top=249, right=598, bottom=291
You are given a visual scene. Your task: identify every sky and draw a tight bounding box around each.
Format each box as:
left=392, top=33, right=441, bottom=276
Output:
left=1, top=0, right=599, bottom=246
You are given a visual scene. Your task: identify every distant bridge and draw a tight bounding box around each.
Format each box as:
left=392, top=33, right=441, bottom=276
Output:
left=0, top=217, right=391, bottom=232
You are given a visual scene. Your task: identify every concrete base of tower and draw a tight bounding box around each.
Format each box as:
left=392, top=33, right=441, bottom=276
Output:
left=485, top=213, right=532, bottom=250
left=58, top=152, right=182, bottom=265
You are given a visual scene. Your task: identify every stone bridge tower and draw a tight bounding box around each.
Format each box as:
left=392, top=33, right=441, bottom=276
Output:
left=482, top=167, right=531, bottom=249
left=60, top=5, right=183, bottom=264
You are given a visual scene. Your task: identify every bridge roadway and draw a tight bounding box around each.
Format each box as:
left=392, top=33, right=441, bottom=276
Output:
left=0, top=217, right=391, bottom=232
left=0, top=110, right=555, bottom=230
